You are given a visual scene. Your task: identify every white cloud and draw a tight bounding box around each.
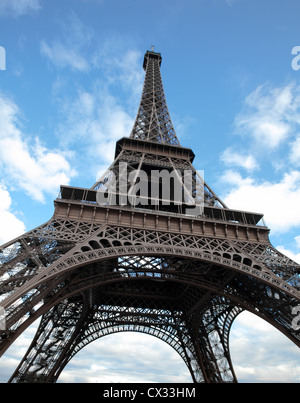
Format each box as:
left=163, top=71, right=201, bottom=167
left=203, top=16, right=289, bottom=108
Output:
left=0, top=320, right=40, bottom=382
left=0, top=329, right=191, bottom=383
left=59, top=333, right=191, bottom=383
left=40, top=12, right=94, bottom=72
left=219, top=83, right=300, bottom=237
left=54, top=46, right=143, bottom=181
left=290, top=136, right=300, bottom=166
left=41, top=24, right=144, bottom=179
left=3, top=314, right=298, bottom=383
left=276, top=245, right=300, bottom=264
left=40, top=40, right=90, bottom=72
left=230, top=311, right=300, bottom=383
left=0, top=93, right=76, bottom=203
left=92, top=44, right=144, bottom=98
left=221, top=147, right=258, bottom=171
left=0, top=0, right=41, bottom=16
left=221, top=169, right=300, bottom=233
left=0, top=184, right=25, bottom=245
left=234, top=83, right=300, bottom=150
left=56, top=88, right=135, bottom=171
left=276, top=235, right=300, bottom=264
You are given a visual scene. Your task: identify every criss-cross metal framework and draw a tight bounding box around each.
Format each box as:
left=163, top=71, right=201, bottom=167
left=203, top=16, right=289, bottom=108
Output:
left=0, top=50, right=299, bottom=383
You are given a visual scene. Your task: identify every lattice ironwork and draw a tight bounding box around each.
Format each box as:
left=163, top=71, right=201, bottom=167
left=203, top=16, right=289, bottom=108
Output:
left=130, top=50, right=179, bottom=145
left=0, top=49, right=300, bottom=383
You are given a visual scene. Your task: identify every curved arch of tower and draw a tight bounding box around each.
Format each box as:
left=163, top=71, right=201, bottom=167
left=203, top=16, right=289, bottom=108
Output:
left=0, top=50, right=299, bottom=383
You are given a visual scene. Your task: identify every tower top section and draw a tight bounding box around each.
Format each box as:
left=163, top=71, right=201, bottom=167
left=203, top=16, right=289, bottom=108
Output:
left=143, top=49, right=162, bottom=70
left=130, top=49, right=180, bottom=146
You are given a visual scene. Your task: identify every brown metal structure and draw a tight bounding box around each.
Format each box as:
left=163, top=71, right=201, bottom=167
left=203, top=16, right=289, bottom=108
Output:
left=0, top=50, right=299, bottom=383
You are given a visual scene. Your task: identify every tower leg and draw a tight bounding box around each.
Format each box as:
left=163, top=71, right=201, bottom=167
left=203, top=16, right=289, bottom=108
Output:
left=9, top=295, right=88, bottom=383
left=185, top=299, right=240, bottom=383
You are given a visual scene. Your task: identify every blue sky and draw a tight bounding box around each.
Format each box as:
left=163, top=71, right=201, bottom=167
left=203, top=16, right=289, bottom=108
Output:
left=0, top=0, right=300, bottom=383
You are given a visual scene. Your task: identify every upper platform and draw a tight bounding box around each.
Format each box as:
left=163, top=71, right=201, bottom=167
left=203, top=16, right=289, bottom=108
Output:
left=143, top=50, right=162, bottom=70
left=115, top=137, right=195, bottom=162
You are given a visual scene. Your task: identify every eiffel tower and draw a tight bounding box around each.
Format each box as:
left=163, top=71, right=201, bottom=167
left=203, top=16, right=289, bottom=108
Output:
left=0, top=49, right=300, bottom=383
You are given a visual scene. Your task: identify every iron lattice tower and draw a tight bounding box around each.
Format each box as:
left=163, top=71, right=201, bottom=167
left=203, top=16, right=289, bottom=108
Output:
left=0, top=50, right=300, bottom=383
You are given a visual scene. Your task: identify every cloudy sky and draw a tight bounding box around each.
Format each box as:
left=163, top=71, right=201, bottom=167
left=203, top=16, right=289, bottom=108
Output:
left=0, top=0, right=300, bottom=383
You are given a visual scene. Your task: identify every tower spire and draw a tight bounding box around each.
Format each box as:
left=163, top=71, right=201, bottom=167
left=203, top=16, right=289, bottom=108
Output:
left=130, top=49, right=180, bottom=146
